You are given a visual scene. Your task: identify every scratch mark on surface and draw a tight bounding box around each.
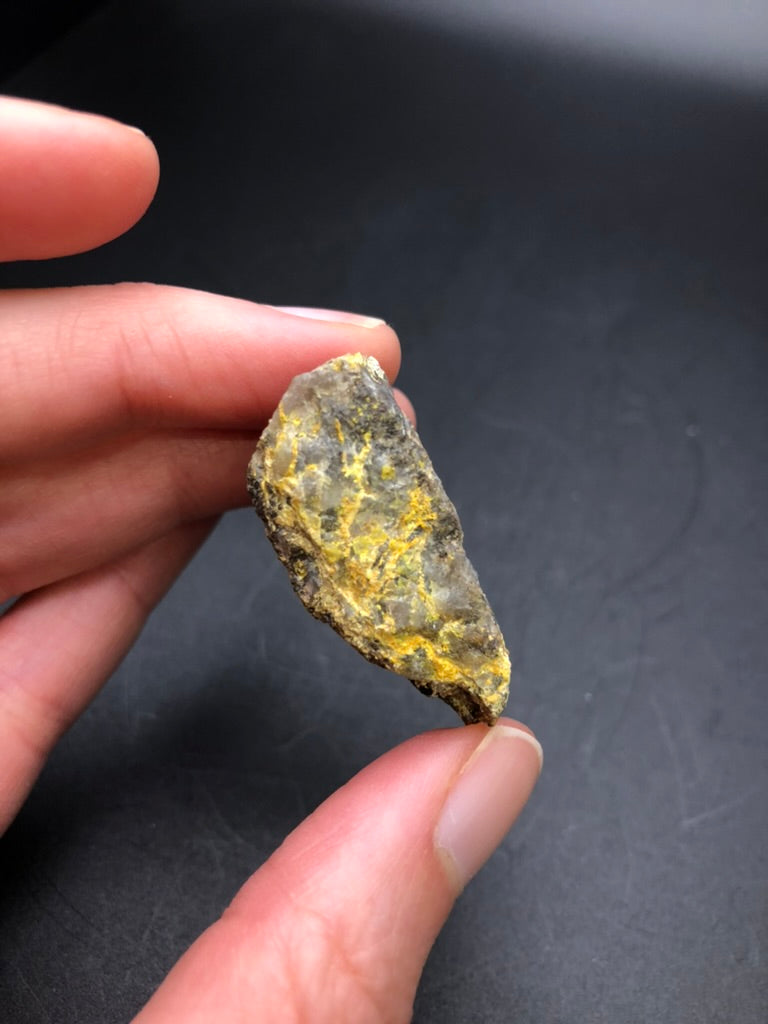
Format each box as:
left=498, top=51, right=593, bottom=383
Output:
left=475, top=411, right=578, bottom=464
left=649, top=691, right=688, bottom=823
left=604, top=431, right=706, bottom=600
left=617, top=807, right=637, bottom=905
left=14, top=964, right=52, bottom=1022
left=27, top=874, right=102, bottom=947
left=536, top=893, right=556, bottom=948
left=681, top=787, right=757, bottom=831
left=138, top=898, right=164, bottom=948
left=195, top=778, right=250, bottom=848
left=745, top=919, right=764, bottom=969
left=606, top=609, right=650, bottom=748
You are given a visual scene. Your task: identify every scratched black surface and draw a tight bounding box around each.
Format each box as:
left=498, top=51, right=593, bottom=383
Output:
left=1, top=2, right=767, bottom=1021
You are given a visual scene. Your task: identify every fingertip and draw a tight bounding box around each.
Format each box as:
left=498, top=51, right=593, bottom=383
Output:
left=254, top=303, right=402, bottom=390
left=393, top=387, right=416, bottom=426
left=434, top=719, right=542, bottom=893
left=494, top=717, right=544, bottom=771
left=0, top=96, right=160, bottom=260
left=376, top=320, right=402, bottom=384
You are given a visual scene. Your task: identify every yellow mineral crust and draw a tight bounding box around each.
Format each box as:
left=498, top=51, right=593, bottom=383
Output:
left=248, top=353, right=510, bottom=725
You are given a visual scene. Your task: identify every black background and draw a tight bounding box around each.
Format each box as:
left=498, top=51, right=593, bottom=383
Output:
left=1, top=2, right=767, bottom=1021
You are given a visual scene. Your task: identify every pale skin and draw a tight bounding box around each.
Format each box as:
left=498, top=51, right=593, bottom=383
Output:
left=0, top=96, right=542, bottom=1023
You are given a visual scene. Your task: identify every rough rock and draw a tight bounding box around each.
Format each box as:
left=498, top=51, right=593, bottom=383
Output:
left=247, top=353, right=510, bottom=724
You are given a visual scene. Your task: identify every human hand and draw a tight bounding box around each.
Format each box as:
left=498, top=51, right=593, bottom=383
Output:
left=0, top=97, right=542, bottom=1022
left=0, top=95, right=400, bottom=830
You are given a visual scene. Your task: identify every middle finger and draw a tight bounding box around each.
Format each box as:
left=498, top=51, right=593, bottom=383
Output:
left=0, top=429, right=257, bottom=601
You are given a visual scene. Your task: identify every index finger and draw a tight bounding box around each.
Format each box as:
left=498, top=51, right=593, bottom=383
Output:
left=0, top=284, right=400, bottom=458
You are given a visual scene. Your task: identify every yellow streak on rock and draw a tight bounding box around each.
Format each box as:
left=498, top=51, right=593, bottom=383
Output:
left=261, top=390, right=509, bottom=696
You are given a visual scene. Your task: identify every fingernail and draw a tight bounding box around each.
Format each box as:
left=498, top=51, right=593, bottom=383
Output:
left=273, top=306, right=386, bottom=329
left=435, top=724, right=543, bottom=892
left=126, top=124, right=148, bottom=137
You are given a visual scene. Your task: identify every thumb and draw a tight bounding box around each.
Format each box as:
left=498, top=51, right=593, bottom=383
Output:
left=133, top=719, right=542, bottom=1024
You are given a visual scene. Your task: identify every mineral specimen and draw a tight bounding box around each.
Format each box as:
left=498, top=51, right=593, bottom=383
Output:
left=247, top=353, right=510, bottom=725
